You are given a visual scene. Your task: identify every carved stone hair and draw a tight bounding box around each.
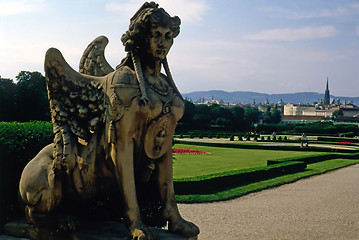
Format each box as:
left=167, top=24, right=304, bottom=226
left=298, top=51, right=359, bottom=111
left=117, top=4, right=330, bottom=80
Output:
left=121, top=2, right=181, bottom=53
left=118, top=2, right=182, bottom=102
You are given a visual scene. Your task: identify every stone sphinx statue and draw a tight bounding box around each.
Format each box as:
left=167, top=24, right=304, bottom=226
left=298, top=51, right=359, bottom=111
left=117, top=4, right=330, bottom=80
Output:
left=19, top=2, right=199, bottom=239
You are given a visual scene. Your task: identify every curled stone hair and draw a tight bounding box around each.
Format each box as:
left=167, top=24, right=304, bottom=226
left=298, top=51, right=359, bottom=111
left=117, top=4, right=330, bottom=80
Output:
left=121, top=2, right=181, bottom=52
left=119, top=2, right=182, bottom=103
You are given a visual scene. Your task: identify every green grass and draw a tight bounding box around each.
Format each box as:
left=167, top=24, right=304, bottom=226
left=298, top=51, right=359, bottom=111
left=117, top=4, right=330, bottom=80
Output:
left=173, top=143, right=328, bottom=179
left=175, top=158, right=359, bottom=203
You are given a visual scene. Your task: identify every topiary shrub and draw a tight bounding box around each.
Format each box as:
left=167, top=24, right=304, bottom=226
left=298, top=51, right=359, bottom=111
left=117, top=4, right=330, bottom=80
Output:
left=230, top=135, right=234, bottom=141
left=0, top=121, right=53, bottom=227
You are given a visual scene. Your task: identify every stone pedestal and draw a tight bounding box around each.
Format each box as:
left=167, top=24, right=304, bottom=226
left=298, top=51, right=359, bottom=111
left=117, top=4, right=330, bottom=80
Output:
left=1, top=219, right=194, bottom=240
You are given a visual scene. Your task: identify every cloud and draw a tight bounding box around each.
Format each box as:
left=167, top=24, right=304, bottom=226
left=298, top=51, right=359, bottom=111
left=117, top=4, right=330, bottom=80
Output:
left=105, top=0, right=210, bottom=23
left=266, top=3, right=359, bottom=19
left=0, top=0, right=42, bottom=16
left=244, top=26, right=339, bottom=41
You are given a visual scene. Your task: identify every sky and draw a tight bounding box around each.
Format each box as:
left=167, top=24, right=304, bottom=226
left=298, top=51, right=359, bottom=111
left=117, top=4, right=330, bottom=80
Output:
left=1, top=0, right=359, bottom=96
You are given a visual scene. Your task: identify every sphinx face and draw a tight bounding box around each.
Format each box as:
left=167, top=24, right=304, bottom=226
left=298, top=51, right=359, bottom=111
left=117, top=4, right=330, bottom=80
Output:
left=146, top=24, right=173, bottom=61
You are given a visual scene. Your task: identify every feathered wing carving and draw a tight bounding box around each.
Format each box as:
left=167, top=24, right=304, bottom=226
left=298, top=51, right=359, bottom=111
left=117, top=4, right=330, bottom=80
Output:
left=79, top=35, right=115, bottom=76
left=45, top=48, right=106, bottom=172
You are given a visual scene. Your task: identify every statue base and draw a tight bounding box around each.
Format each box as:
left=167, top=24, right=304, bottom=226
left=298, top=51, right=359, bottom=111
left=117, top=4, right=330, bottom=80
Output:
left=2, top=219, right=195, bottom=240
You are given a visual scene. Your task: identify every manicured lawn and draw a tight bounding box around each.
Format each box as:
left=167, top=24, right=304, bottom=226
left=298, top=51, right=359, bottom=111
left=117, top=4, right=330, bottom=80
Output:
left=176, top=158, right=359, bottom=203
left=173, top=143, right=328, bottom=179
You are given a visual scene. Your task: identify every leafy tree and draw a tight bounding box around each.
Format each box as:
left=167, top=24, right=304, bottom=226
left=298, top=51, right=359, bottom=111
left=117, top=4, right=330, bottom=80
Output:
left=180, top=100, right=196, bottom=123
left=244, top=107, right=260, bottom=128
left=210, top=105, right=232, bottom=126
left=263, top=105, right=281, bottom=124
left=193, top=104, right=211, bottom=127
left=15, top=71, right=50, bottom=121
left=270, top=105, right=282, bottom=123
left=230, top=106, right=245, bottom=129
left=0, top=77, right=17, bottom=121
left=332, top=110, right=343, bottom=118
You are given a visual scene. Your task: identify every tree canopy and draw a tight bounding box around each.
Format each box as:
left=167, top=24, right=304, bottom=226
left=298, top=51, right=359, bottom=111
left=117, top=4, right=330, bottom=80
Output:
left=178, top=100, right=269, bottom=130
left=0, top=71, right=50, bottom=121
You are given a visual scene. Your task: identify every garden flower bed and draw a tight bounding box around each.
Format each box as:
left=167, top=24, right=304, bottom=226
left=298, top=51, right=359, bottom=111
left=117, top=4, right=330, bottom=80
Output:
left=338, top=142, right=357, bottom=145
left=172, top=148, right=211, bottom=155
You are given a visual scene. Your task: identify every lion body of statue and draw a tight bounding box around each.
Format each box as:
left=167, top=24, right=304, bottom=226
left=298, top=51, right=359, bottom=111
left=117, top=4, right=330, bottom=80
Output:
left=18, top=2, right=199, bottom=239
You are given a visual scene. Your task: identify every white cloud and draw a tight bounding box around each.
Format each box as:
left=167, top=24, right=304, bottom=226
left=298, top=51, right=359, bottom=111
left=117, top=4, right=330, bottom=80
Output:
left=0, top=0, right=43, bottom=16
left=105, top=0, right=210, bottom=23
left=266, top=3, right=359, bottom=19
left=244, top=26, right=339, bottom=41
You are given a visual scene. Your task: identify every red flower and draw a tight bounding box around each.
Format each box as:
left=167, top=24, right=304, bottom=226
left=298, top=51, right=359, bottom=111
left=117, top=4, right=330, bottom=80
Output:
left=172, top=148, right=211, bottom=155
left=338, top=142, right=357, bottom=145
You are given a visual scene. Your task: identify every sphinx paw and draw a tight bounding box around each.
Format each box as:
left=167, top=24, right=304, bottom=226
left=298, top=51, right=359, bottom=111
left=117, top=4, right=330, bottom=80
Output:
left=169, top=218, right=200, bottom=238
left=130, top=224, right=156, bottom=240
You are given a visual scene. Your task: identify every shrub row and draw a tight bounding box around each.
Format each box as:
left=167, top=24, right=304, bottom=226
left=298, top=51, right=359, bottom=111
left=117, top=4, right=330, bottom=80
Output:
left=317, top=136, right=359, bottom=143
left=175, top=140, right=358, bottom=153
left=268, top=152, right=359, bottom=165
left=174, top=161, right=306, bottom=195
left=0, top=121, right=53, bottom=227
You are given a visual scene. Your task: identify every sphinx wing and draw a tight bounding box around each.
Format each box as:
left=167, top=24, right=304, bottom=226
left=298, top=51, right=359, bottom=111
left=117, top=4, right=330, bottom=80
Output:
left=79, top=35, right=115, bottom=76
left=45, top=47, right=106, bottom=141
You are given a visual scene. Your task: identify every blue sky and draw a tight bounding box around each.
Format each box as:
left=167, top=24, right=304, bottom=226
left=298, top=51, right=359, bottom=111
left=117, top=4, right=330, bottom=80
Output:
left=1, top=0, right=358, bottom=96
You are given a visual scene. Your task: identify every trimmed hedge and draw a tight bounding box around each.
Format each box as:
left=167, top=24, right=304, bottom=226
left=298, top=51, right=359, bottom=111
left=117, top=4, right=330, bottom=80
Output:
left=174, top=161, right=306, bottom=195
left=175, top=140, right=358, bottom=153
left=268, top=152, right=359, bottom=165
left=317, top=136, right=359, bottom=143
left=0, top=121, right=53, bottom=228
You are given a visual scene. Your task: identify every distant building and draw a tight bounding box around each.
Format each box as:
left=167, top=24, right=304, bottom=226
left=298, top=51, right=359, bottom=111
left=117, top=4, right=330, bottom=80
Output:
left=324, top=77, right=330, bottom=105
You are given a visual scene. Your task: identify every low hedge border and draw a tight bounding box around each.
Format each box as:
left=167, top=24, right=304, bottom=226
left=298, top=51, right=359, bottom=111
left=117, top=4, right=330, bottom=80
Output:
left=175, top=139, right=358, bottom=153
left=267, top=152, right=359, bottom=165
left=317, top=136, right=359, bottom=143
left=268, top=153, right=338, bottom=165
left=174, top=161, right=306, bottom=195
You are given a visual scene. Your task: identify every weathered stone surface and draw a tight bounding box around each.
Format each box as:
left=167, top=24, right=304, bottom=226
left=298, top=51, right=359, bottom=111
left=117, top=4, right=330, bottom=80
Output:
left=2, top=219, right=191, bottom=240
left=16, top=2, right=199, bottom=239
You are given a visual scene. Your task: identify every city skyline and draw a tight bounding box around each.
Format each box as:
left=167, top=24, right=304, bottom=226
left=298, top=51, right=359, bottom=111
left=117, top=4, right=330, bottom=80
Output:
left=1, top=0, right=359, bottom=96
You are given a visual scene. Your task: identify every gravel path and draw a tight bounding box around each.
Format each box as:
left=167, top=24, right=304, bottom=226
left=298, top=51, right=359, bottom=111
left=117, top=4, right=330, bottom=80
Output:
left=178, top=164, right=359, bottom=240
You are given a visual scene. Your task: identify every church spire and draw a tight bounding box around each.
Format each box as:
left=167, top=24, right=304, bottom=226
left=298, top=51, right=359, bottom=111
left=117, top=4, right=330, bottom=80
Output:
left=324, top=77, right=330, bottom=105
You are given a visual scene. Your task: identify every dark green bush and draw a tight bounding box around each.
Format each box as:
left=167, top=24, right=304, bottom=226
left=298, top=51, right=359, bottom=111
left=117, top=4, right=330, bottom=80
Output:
left=0, top=121, right=53, bottom=227
left=230, top=135, right=234, bottom=141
